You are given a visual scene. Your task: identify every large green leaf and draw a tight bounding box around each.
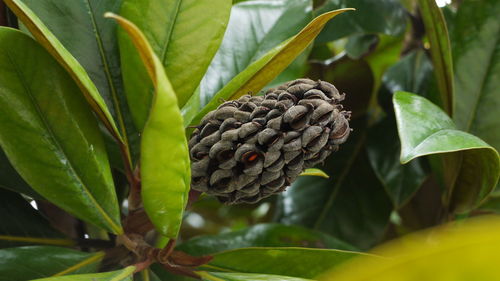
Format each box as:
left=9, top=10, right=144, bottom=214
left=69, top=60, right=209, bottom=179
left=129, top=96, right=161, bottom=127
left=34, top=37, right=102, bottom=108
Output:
left=367, top=51, right=432, bottom=208
left=177, top=223, right=357, bottom=256
left=198, top=272, right=313, bottom=281
left=3, top=0, right=122, bottom=142
left=33, top=266, right=135, bottom=281
left=381, top=50, right=434, bottom=101
left=452, top=0, right=500, bottom=153
left=189, top=7, right=353, bottom=127
left=418, top=0, right=454, bottom=115
left=315, top=0, right=406, bottom=43
left=367, top=117, right=427, bottom=208
left=393, top=91, right=499, bottom=213
left=0, top=189, right=70, bottom=248
left=0, top=28, right=122, bottom=234
left=109, top=14, right=190, bottom=238
left=19, top=0, right=138, bottom=158
left=199, top=0, right=313, bottom=105
left=119, top=0, right=231, bottom=130
left=320, top=217, right=500, bottom=281
left=0, top=246, right=103, bottom=281
left=276, top=121, right=392, bottom=250
left=0, top=148, right=38, bottom=198
left=202, top=247, right=371, bottom=279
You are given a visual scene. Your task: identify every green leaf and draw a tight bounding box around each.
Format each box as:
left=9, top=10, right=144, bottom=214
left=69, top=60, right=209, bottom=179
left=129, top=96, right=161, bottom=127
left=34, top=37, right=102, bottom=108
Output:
left=32, top=266, right=135, bottom=281
left=0, top=148, right=39, bottom=198
left=319, top=217, right=500, bottom=281
left=368, top=51, right=432, bottom=207
left=18, top=0, right=139, bottom=159
left=177, top=223, right=357, bottom=256
left=382, top=50, right=434, bottom=99
left=418, top=0, right=454, bottom=115
left=0, top=246, right=103, bottom=281
left=198, top=272, right=313, bottom=281
left=3, top=0, right=123, bottom=142
left=0, top=28, right=122, bottom=234
left=199, top=0, right=313, bottom=105
left=300, top=168, right=330, bottom=179
left=189, top=7, right=352, bottom=126
left=119, top=0, right=231, bottom=130
left=367, top=117, right=427, bottom=208
left=393, top=91, right=500, bottom=212
left=345, top=34, right=378, bottom=60
left=108, top=14, right=190, bottom=238
left=202, top=247, right=372, bottom=279
left=276, top=120, right=392, bottom=250
left=0, top=189, right=70, bottom=248
left=451, top=0, right=500, bottom=153
left=316, top=0, right=406, bottom=44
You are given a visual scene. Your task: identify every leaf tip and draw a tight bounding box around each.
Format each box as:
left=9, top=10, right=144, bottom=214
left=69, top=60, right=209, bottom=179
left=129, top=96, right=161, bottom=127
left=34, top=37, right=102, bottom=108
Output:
left=103, top=12, right=117, bottom=19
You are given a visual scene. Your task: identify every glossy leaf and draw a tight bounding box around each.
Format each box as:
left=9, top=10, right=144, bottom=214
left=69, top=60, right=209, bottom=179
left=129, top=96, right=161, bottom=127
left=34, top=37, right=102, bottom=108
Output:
left=199, top=0, right=313, bottom=105
left=367, top=117, right=427, bottom=208
left=119, top=0, right=231, bottom=130
left=418, top=0, right=454, bottom=115
left=452, top=0, right=500, bottom=153
left=3, top=0, right=122, bottom=141
left=345, top=34, right=378, bottom=60
left=202, top=247, right=372, bottom=279
left=300, top=168, right=330, bottom=179
left=393, top=91, right=500, bottom=212
left=198, top=272, right=313, bottom=281
left=33, top=266, right=135, bottom=281
left=189, top=7, right=352, bottom=126
left=0, top=246, right=103, bottom=281
left=0, top=28, right=122, bottom=233
left=108, top=14, right=190, bottom=238
left=0, top=148, right=39, bottom=198
left=320, top=217, right=500, bottom=281
left=368, top=51, right=432, bottom=207
left=19, top=0, right=138, bottom=157
left=177, top=223, right=357, bottom=256
left=0, top=189, right=70, bottom=248
left=276, top=120, right=392, bottom=250
left=316, top=0, right=406, bottom=43
left=381, top=50, right=434, bottom=102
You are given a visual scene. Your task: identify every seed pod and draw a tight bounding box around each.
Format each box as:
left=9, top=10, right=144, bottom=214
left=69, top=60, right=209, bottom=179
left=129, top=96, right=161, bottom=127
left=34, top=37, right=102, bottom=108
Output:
left=188, top=79, right=350, bottom=204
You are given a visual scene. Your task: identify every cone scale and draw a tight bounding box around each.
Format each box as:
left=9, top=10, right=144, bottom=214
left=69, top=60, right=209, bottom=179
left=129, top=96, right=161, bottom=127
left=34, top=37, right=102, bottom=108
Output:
left=189, top=79, right=351, bottom=204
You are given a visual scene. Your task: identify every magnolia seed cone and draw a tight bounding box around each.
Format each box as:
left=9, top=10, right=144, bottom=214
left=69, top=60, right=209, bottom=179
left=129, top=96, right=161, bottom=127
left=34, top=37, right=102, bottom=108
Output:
left=188, top=79, right=351, bottom=204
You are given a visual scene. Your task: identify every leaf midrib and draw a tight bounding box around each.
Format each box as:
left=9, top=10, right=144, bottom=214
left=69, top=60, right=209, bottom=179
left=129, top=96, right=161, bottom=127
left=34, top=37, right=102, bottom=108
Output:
left=464, top=23, right=500, bottom=133
left=83, top=0, right=130, bottom=149
left=4, top=49, right=120, bottom=234
left=159, top=0, right=182, bottom=65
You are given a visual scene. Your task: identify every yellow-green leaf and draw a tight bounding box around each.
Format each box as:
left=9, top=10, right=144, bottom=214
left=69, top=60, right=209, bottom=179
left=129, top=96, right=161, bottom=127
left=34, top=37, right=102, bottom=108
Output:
left=320, top=216, right=500, bottom=281
left=107, top=13, right=190, bottom=238
left=33, top=266, right=136, bottom=281
left=300, top=169, right=330, bottom=179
